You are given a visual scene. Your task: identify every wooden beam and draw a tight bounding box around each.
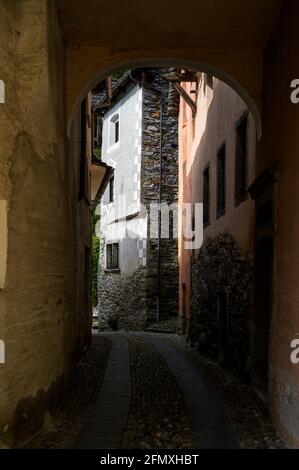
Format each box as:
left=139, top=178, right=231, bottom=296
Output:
left=163, top=71, right=198, bottom=82
left=173, top=82, right=197, bottom=115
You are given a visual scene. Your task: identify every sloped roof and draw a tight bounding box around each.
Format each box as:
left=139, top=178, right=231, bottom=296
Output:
left=92, top=71, right=132, bottom=110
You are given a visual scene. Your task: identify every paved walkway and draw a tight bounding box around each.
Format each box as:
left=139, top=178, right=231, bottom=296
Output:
left=149, top=336, right=239, bottom=449
left=75, top=333, right=239, bottom=449
left=74, top=335, right=131, bottom=448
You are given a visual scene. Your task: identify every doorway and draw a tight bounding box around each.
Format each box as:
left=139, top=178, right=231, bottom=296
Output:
left=249, top=168, right=277, bottom=406
left=253, top=234, right=273, bottom=396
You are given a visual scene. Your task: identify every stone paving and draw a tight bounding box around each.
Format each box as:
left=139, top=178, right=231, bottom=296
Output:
left=75, top=335, right=131, bottom=449
left=75, top=332, right=239, bottom=449
left=149, top=336, right=239, bottom=448
left=166, top=334, right=285, bottom=449
left=121, top=335, right=191, bottom=449
left=26, top=331, right=284, bottom=449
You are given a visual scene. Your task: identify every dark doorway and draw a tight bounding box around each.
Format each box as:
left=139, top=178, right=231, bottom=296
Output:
left=248, top=168, right=277, bottom=408
left=217, top=289, right=230, bottom=368
left=253, top=235, right=273, bottom=397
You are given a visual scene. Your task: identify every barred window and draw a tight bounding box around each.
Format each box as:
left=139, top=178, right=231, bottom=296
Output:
left=106, top=243, right=119, bottom=270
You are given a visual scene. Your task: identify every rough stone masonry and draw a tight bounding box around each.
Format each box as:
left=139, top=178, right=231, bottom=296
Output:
left=98, top=68, right=179, bottom=330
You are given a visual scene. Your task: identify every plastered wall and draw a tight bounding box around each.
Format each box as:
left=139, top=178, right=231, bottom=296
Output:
left=0, top=0, right=82, bottom=447
left=261, top=0, right=299, bottom=448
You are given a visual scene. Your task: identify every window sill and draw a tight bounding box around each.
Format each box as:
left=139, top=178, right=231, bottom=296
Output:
left=216, top=209, right=225, bottom=220
left=104, top=269, right=120, bottom=274
left=235, top=193, right=248, bottom=208
left=107, top=141, right=120, bottom=153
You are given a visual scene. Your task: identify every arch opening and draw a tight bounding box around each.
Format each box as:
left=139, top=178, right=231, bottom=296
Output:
left=86, top=65, right=258, bottom=380
left=67, top=58, right=262, bottom=140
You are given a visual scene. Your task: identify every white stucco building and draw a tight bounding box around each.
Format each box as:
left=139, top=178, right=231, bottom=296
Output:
left=95, top=69, right=179, bottom=330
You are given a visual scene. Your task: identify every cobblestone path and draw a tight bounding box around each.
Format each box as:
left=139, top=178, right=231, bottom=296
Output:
left=26, top=332, right=284, bottom=449
left=121, top=335, right=191, bottom=449
left=75, top=332, right=238, bottom=449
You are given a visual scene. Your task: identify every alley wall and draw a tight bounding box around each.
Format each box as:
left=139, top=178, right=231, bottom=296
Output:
left=0, top=0, right=82, bottom=447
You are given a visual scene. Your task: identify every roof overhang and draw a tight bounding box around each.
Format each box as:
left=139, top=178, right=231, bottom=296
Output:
left=91, top=161, right=113, bottom=203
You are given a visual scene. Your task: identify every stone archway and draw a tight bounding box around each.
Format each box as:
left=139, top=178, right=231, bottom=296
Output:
left=66, top=55, right=263, bottom=139
left=2, top=0, right=299, bottom=449
left=56, top=0, right=284, bottom=137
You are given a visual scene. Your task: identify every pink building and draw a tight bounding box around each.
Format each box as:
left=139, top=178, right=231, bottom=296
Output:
left=179, top=74, right=258, bottom=382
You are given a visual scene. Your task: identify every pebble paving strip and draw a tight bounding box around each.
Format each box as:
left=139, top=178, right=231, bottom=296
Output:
left=167, top=335, right=286, bottom=449
left=121, top=336, right=191, bottom=449
left=25, top=335, right=112, bottom=448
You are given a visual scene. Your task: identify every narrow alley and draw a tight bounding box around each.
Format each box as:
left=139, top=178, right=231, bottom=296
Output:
left=26, top=331, right=283, bottom=449
left=1, top=0, right=299, bottom=455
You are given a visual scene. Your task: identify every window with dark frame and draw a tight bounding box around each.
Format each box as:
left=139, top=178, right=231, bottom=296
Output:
left=110, top=114, right=120, bottom=146
left=106, top=243, right=119, bottom=270
left=207, top=74, right=214, bottom=90
left=217, top=144, right=226, bottom=218
left=235, top=114, right=248, bottom=205
left=109, top=176, right=114, bottom=203
left=203, top=165, right=210, bottom=225
left=114, top=118, right=119, bottom=143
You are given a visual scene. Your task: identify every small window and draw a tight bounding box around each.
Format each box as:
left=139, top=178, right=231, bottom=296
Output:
left=106, top=243, right=119, bottom=270
left=203, top=165, right=210, bottom=226
left=235, top=114, right=248, bottom=205
left=217, top=144, right=226, bottom=218
left=207, top=74, right=214, bottom=90
left=109, top=114, right=120, bottom=146
left=109, top=176, right=114, bottom=203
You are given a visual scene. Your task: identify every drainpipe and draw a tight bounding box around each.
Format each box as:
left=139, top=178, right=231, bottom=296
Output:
left=106, top=76, right=112, bottom=101
left=157, top=91, right=163, bottom=323
left=129, top=71, right=163, bottom=322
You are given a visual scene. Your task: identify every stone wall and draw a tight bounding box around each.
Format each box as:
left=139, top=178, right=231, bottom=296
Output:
left=190, top=233, right=253, bottom=381
left=98, top=69, right=179, bottom=329
left=98, top=238, right=147, bottom=330
left=141, top=69, right=179, bottom=323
